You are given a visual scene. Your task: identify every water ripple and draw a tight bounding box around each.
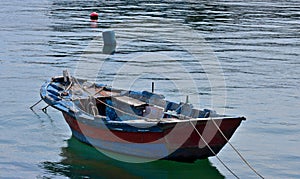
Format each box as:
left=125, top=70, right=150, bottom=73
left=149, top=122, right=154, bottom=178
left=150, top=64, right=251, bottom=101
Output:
left=1, top=0, right=300, bottom=178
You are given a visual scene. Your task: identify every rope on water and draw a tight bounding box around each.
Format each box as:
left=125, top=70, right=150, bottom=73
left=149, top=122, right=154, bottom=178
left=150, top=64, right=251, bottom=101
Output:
left=188, top=120, right=240, bottom=179
left=210, top=118, right=265, bottom=179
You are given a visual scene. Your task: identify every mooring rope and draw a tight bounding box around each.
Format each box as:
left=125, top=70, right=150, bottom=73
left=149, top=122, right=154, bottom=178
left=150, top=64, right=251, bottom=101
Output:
left=210, top=118, right=264, bottom=179
left=70, top=76, right=263, bottom=178
left=188, top=120, right=240, bottom=179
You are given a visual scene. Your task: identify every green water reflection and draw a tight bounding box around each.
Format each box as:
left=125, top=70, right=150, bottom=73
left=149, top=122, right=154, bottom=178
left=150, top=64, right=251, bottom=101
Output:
left=41, top=137, right=224, bottom=178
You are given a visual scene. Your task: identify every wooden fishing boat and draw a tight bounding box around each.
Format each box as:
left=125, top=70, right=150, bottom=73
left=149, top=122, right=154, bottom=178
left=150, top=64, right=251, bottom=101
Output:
left=40, top=71, right=245, bottom=162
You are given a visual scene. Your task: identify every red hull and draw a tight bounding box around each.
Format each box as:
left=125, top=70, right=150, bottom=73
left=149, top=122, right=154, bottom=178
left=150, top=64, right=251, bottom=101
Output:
left=62, top=112, right=244, bottom=161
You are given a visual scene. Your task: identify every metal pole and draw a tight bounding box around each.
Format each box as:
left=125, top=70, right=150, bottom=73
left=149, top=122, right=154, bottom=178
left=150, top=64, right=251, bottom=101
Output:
left=30, top=99, right=43, bottom=110
left=152, top=82, right=154, bottom=93
left=42, top=105, right=49, bottom=113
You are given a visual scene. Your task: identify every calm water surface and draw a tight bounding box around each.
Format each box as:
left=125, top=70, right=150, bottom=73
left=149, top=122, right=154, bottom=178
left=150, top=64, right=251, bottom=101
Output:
left=0, top=0, right=299, bottom=178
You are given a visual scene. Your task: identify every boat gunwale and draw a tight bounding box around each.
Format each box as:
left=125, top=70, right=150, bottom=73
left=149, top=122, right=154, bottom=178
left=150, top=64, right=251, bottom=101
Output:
left=40, top=76, right=246, bottom=126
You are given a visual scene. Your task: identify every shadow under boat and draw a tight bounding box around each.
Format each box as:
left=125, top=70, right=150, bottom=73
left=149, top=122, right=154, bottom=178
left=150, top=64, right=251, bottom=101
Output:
left=40, top=137, right=224, bottom=179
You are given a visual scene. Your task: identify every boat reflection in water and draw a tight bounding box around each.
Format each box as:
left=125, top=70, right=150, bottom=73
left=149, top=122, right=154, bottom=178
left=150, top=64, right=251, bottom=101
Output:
left=41, top=137, right=224, bottom=178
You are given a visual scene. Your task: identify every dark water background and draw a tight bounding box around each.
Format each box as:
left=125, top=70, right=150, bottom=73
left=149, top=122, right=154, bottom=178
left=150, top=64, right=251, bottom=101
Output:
left=0, top=0, right=299, bottom=178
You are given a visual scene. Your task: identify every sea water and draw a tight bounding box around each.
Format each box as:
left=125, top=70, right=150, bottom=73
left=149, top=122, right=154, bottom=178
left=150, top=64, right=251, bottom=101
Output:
left=0, top=0, right=299, bottom=178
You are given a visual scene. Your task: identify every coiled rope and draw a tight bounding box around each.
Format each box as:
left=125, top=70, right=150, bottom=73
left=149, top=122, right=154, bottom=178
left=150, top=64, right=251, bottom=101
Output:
left=72, top=77, right=160, bottom=122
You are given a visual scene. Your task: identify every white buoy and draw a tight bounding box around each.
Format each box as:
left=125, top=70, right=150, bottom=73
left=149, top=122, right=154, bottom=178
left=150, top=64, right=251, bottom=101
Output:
left=102, top=30, right=116, bottom=45
left=102, top=30, right=116, bottom=54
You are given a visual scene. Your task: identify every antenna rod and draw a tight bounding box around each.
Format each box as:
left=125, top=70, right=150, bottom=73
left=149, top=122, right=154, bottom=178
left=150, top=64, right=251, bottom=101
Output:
left=186, top=95, right=189, bottom=103
left=152, top=82, right=154, bottom=93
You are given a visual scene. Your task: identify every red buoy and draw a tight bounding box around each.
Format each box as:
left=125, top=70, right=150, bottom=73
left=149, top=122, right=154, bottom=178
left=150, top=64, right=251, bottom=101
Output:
left=90, top=12, right=98, bottom=20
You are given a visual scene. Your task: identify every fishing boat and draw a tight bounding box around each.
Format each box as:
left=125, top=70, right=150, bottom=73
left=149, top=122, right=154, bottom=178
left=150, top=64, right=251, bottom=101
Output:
left=40, top=71, right=246, bottom=162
